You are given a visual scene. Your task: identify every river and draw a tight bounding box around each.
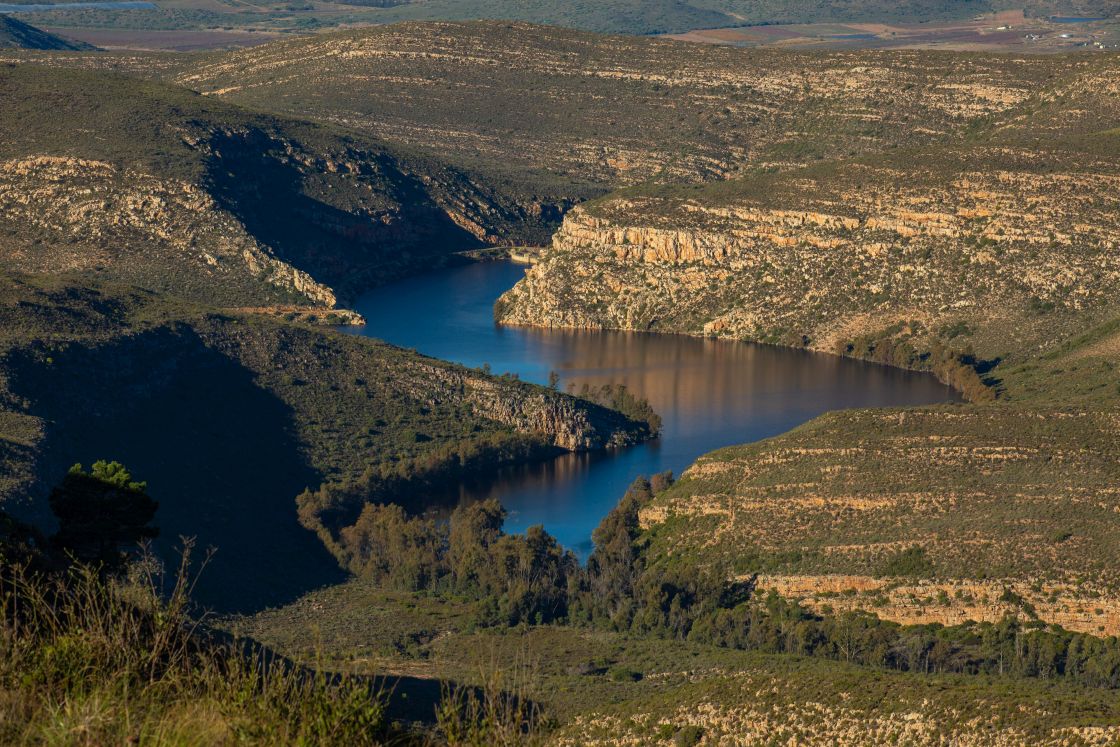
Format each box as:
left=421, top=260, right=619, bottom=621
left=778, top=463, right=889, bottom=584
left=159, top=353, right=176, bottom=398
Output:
left=351, top=260, right=957, bottom=556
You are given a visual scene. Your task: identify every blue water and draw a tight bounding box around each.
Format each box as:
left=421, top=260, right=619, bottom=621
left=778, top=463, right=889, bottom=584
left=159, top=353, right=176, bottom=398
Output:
left=351, top=260, right=958, bottom=556
left=0, top=1, right=153, bottom=12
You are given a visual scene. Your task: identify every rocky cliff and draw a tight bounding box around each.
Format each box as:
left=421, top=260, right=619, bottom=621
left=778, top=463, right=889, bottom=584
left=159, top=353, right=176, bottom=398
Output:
left=497, top=142, right=1120, bottom=374
left=494, top=53, right=1120, bottom=635
left=0, top=155, right=338, bottom=307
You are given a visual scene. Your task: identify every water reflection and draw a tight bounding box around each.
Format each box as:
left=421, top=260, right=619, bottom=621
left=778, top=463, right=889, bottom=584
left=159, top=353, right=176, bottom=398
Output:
left=350, top=260, right=957, bottom=556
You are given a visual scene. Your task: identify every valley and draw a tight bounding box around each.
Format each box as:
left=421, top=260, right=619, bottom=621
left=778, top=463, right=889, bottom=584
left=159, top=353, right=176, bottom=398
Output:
left=1, top=14, right=1120, bottom=745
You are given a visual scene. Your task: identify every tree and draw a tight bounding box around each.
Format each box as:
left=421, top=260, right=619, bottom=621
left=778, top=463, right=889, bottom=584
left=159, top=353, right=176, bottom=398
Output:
left=49, top=461, right=158, bottom=573
left=448, top=499, right=505, bottom=591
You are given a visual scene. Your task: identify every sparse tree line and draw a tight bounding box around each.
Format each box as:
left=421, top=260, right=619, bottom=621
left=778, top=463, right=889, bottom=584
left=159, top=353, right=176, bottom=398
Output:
left=580, top=479, right=1120, bottom=688
left=568, top=383, right=663, bottom=434
left=838, top=320, right=997, bottom=402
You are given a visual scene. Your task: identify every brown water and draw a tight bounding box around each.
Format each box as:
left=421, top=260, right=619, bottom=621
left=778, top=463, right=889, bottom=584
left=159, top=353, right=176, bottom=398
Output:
left=351, top=260, right=958, bottom=555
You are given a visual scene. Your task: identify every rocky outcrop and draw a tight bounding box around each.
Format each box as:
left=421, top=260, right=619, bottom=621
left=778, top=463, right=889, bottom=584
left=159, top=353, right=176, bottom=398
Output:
left=756, top=575, right=1120, bottom=637
left=463, top=376, right=648, bottom=451
left=0, top=156, right=338, bottom=307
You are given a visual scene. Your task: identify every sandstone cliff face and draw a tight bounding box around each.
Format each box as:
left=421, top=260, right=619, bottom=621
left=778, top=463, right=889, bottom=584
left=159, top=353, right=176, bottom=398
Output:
left=497, top=148, right=1120, bottom=365
left=634, top=404, right=1120, bottom=633
left=755, top=575, right=1120, bottom=637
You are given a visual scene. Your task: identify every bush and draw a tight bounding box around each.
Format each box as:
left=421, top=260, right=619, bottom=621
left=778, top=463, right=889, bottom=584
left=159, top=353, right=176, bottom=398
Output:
left=876, top=546, right=935, bottom=578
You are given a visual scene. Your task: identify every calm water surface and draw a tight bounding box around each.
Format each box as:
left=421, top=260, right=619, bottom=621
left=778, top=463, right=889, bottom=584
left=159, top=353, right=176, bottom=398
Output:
left=352, top=260, right=957, bottom=556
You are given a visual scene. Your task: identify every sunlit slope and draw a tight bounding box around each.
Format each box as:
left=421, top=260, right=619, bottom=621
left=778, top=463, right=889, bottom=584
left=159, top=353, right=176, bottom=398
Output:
left=491, top=50, right=1120, bottom=634
left=174, top=22, right=1076, bottom=188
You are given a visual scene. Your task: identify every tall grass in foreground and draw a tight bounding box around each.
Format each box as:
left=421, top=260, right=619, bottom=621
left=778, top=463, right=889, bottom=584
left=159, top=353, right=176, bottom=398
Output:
left=0, top=542, right=393, bottom=746
left=436, top=648, right=544, bottom=747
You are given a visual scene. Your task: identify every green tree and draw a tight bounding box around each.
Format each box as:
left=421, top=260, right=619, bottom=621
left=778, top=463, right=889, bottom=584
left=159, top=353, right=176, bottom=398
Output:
left=49, top=461, right=158, bottom=573
left=449, top=499, right=506, bottom=592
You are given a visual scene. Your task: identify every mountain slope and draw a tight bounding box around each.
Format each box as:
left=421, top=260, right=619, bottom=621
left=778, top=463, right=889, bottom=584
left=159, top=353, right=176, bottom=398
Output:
left=492, top=50, right=1120, bottom=633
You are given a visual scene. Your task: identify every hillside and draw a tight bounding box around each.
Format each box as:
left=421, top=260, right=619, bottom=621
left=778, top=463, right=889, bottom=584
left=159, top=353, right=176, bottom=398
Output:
left=497, top=140, right=1120, bottom=363
left=0, top=15, right=93, bottom=50
left=219, top=580, right=1120, bottom=745
left=0, top=63, right=572, bottom=310
left=170, top=21, right=1076, bottom=189
left=4, top=20, right=1120, bottom=743
left=0, top=273, right=650, bottom=611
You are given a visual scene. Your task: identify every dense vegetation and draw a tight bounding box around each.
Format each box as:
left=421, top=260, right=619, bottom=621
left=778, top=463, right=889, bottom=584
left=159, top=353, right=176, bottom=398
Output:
left=578, top=478, right=1120, bottom=687
left=287, top=472, right=1120, bottom=692
left=0, top=465, right=556, bottom=745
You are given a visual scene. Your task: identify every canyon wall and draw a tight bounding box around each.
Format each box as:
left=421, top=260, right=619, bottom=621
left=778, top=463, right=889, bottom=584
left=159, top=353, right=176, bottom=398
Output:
left=498, top=148, right=1120, bottom=370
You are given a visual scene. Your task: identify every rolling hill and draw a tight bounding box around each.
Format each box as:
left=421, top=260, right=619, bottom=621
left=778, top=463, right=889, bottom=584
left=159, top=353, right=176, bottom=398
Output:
left=6, top=0, right=1119, bottom=38
left=3, top=19, right=1120, bottom=743
left=173, top=21, right=1071, bottom=189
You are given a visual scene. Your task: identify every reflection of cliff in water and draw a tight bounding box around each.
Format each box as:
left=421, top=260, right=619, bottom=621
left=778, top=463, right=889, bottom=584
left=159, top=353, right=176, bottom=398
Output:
left=352, top=260, right=957, bottom=556
left=523, top=327, right=918, bottom=433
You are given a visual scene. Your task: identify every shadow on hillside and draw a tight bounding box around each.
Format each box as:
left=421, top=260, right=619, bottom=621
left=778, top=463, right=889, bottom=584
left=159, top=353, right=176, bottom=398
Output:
left=205, top=128, right=486, bottom=295
left=8, top=325, right=345, bottom=613
left=225, top=631, right=498, bottom=727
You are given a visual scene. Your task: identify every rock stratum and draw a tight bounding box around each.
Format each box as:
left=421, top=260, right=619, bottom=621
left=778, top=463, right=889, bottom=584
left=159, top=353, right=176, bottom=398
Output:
left=497, top=143, right=1120, bottom=361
